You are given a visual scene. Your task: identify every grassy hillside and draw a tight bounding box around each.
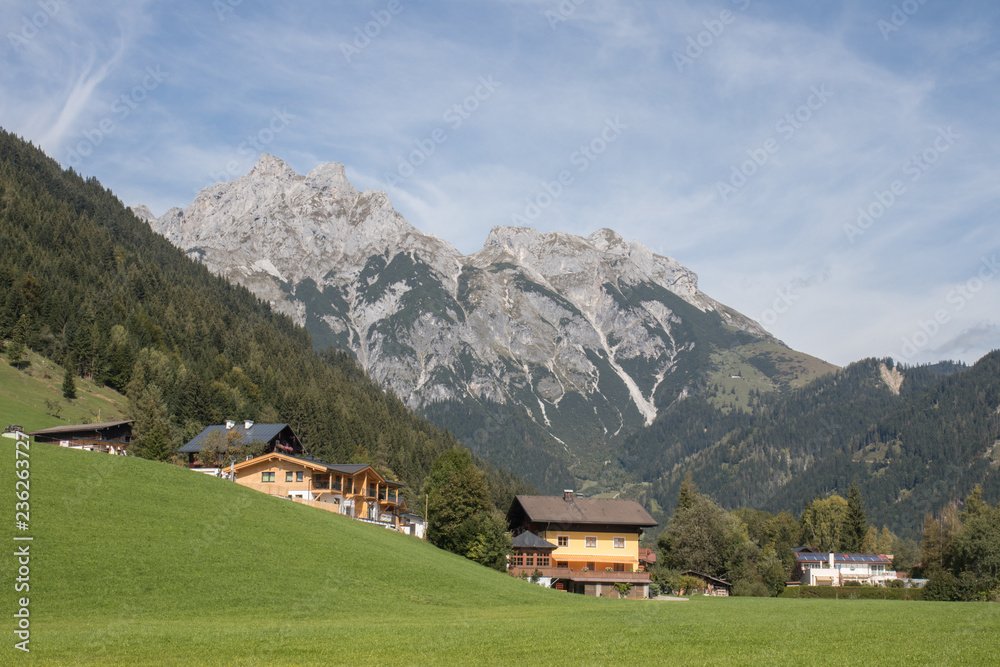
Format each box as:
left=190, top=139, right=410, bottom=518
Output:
left=0, top=350, right=126, bottom=431
left=2, top=441, right=997, bottom=665
left=706, top=341, right=838, bottom=414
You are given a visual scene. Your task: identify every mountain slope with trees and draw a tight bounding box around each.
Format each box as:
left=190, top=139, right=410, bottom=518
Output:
left=623, top=354, right=1000, bottom=538
left=0, top=129, right=527, bottom=508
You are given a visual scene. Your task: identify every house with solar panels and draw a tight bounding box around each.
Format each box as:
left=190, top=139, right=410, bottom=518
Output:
left=793, top=551, right=896, bottom=586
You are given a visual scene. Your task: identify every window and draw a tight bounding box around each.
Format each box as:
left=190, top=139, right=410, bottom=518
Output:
left=613, top=537, right=625, bottom=549
left=556, top=562, right=568, bottom=568
left=285, top=472, right=294, bottom=483
left=525, top=557, right=534, bottom=566
left=261, top=472, right=275, bottom=483
left=586, top=562, right=596, bottom=571
left=537, top=557, right=549, bottom=567
left=296, top=471, right=304, bottom=482
left=585, top=536, right=597, bottom=548
left=557, top=536, right=569, bottom=547
left=613, top=563, right=626, bottom=572
left=514, top=556, right=523, bottom=566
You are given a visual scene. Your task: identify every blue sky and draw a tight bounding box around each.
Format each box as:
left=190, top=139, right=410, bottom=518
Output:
left=2, top=0, right=998, bottom=367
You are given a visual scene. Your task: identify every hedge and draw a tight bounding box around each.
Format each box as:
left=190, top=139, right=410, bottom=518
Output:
left=779, top=586, right=924, bottom=601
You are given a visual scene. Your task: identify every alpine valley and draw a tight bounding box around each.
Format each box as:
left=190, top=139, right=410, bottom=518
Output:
left=140, top=154, right=836, bottom=493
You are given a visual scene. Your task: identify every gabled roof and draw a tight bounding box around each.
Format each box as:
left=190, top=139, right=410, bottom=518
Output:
left=511, top=531, right=557, bottom=550
left=681, top=570, right=731, bottom=587
left=233, top=452, right=385, bottom=481
left=29, top=420, right=133, bottom=436
left=179, top=423, right=294, bottom=453
left=233, top=452, right=330, bottom=473
left=508, top=495, right=657, bottom=528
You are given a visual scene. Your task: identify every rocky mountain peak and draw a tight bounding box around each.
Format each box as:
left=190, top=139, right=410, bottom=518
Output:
left=586, top=228, right=629, bottom=255
left=305, top=161, right=357, bottom=199
left=130, top=204, right=155, bottom=222
left=249, top=153, right=300, bottom=185
left=142, top=155, right=784, bottom=484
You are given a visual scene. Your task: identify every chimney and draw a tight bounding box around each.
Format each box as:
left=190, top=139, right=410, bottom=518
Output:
left=563, top=489, right=574, bottom=501
left=829, top=552, right=835, bottom=568
left=244, top=420, right=254, bottom=430
left=225, top=420, right=235, bottom=430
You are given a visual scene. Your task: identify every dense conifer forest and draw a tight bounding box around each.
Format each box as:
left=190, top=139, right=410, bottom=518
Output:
left=623, top=354, right=1000, bottom=537
left=0, top=129, right=528, bottom=508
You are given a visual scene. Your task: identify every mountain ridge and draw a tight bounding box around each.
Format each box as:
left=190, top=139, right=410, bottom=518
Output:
left=142, top=154, right=836, bottom=490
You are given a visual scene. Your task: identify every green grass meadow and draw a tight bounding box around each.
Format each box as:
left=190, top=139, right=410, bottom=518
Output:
left=2, top=441, right=997, bottom=665
left=0, top=353, right=126, bottom=432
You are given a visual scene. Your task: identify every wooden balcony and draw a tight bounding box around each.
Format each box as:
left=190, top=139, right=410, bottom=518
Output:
left=507, top=565, right=651, bottom=583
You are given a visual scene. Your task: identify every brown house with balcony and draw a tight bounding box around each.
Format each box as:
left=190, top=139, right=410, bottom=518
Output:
left=231, top=452, right=417, bottom=534
left=506, top=491, right=658, bottom=599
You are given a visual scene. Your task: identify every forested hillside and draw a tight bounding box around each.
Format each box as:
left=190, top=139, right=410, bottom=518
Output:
left=0, top=130, right=528, bottom=506
left=623, top=355, right=1000, bottom=537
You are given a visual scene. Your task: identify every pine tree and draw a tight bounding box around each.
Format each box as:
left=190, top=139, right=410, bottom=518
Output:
left=61, top=362, right=77, bottom=399
left=676, top=472, right=698, bottom=511
left=840, top=484, right=869, bottom=552
left=128, top=384, right=175, bottom=462
left=6, top=314, right=27, bottom=367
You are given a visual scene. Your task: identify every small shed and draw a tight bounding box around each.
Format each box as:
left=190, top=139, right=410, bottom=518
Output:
left=680, top=570, right=732, bottom=596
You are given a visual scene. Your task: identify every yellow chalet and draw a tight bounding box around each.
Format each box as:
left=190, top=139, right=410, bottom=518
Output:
left=506, top=491, right=658, bottom=599
left=232, top=452, right=417, bottom=534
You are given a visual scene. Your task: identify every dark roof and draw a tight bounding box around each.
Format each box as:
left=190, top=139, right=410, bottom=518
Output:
left=791, top=546, right=817, bottom=553
left=511, top=531, right=557, bottom=550
left=179, top=423, right=292, bottom=453
left=235, top=453, right=383, bottom=479
left=796, top=553, right=892, bottom=564
left=325, top=463, right=371, bottom=475
left=28, top=420, right=133, bottom=436
left=509, top=495, right=657, bottom=528
left=680, top=570, right=732, bottom=587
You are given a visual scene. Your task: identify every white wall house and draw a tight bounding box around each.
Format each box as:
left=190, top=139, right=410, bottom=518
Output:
left=797, top=552, right=896, bottom=586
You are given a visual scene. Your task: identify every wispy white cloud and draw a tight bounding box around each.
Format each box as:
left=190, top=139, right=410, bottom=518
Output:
left=2, top=0, right=998, bottom=366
